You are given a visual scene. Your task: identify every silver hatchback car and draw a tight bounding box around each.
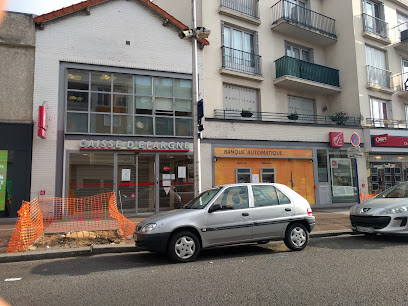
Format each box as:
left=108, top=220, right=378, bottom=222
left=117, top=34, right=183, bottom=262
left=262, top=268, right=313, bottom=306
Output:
left=134, top=183, right=315, bottom=262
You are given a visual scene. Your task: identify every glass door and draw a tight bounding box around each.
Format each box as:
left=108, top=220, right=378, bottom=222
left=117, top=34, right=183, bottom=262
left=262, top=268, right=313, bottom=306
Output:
left=137, top=155, right=156, bottom=214
left=159, top=154, right=194, bottom=211
left=117, top=154, right=137, bottom=214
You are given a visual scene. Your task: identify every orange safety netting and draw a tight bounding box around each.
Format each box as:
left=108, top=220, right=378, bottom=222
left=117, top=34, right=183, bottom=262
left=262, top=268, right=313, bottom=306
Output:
left=359, top=192, right=376, bottom=203
left=7, top=192, right=135, bottom=253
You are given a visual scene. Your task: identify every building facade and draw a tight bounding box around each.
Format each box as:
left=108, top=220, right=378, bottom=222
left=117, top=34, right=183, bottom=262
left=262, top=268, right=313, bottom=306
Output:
left=30, top=0, right=207, bottom=215
left=0, top=12, right=35, bottom=217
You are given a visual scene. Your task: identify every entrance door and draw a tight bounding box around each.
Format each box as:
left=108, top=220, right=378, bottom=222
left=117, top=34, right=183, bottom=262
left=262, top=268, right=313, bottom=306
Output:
left=138, top=155, right=156, bottom=214
left=117, top=154, right=137, bottom=214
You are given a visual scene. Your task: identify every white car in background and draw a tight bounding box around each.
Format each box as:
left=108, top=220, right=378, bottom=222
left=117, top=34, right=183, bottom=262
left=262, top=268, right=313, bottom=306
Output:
left=350, top=182, right=408, bottom=235
left=134, top=183, right=315, bottom=262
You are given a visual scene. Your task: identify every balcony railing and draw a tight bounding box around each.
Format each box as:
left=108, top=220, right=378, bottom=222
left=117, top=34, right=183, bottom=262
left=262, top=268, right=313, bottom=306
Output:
left=271, top=0, right=336, bottom=39
left=214, top=109, right=361, bottom=126
left=362, top=13, right=388, bottom=39
left=366, top=65, right=392, bottom=89
left=392, top=72, right=408, bottom=92
left=275, top=56, right=340, bottom=87
left=222, top=46, right=262, bottom=76
left=366, top=118, right=408, bottom=129
left=220, top=0, right=259, bottom=19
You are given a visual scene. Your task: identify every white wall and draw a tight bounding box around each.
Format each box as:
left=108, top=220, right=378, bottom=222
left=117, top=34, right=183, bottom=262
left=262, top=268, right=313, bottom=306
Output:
left=31, top=0, right=202, bottom=199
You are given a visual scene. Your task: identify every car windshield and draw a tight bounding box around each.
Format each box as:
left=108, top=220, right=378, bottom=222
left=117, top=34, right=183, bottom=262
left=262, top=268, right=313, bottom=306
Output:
left=182, top=187, right=221, bottom=209
left=377, top=183, right=408, bottom=198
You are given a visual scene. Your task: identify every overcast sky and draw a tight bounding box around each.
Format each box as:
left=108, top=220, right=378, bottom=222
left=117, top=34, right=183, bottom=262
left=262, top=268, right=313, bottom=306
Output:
left=6, top=0, right=83, bottom=15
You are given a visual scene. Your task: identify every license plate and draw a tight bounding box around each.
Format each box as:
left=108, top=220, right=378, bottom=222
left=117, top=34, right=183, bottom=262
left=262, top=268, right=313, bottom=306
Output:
left=356, top=226, right=374, bottom=233
left=133, top=234, right=137, bottom=241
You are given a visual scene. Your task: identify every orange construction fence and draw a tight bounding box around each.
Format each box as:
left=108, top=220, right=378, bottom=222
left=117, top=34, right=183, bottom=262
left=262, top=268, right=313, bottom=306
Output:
left=359, top=192, right=376, bottom=203
left=7, top=192, right=135, bottom=253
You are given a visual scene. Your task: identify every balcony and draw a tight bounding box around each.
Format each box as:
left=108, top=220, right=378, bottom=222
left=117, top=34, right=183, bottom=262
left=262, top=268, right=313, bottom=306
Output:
left=366, top=65, right=394, bottom=94
left=274, top=56, right=341, bottom=95
left=393, top=23, right=408, bottom=51
left=392, top=72, right=408, bottom=98
left=366, top=118, right=408, bottom=129
left=213, top=109, right=361, bottom=127
left=221, top=46, right=262, bottom=79
left=362, top=13, right=389, bottom=44
left=271, top=0, right=337, bottom=46
left=219, top=0, right=260, bottom=25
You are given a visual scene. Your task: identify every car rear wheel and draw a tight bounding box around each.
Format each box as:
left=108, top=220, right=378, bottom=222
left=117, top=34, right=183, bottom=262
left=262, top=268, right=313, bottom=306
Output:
left=168, top=231, right=200, bottom=263
left=284, top=223, right=309, bottom=251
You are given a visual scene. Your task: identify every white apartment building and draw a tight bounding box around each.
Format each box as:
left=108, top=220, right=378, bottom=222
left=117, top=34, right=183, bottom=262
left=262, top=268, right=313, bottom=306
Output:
left=153, top=0, right=408, bottom=207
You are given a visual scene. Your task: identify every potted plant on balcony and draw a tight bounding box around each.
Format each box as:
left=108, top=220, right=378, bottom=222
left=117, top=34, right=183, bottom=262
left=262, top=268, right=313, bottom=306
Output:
left=330, top=111, right=349, bottom=125
left=241, top=108, right=253, bottom=118
left=287, top=111, right=299, bottom=121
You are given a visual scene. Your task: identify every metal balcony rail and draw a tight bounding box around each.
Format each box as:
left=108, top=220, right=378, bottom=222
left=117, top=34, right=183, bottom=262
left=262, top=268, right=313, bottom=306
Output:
left=213, top=109, right=361, bottom=126
left=366, top=118, right=408, bottom=129
left=275, top=56, right=340, bottom=87
left=366, top=65, right=392, bottom=89
left=222, top=46, right=262, bottom=76
left=271, top=0, right=336, bottom=39
left=362, top=13, right=388, bottom=39
left=391, top=72, right=408, bottom=92
left=220, top=0, right=259, bottom=19
left=391, top=22, right=408, bottom=43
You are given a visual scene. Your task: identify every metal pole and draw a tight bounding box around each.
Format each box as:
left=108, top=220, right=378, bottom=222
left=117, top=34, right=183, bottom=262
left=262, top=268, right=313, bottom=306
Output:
left=192, top=0, right=201, bottom=196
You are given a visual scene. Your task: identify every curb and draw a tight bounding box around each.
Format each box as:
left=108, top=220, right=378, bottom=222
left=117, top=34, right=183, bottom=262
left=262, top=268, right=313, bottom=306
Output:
left=0, top=230, right=357, bottom=263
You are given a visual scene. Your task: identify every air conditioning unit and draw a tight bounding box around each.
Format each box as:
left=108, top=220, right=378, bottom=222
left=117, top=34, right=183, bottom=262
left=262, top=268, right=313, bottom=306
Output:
left=401, top=29, right=408, bottom=42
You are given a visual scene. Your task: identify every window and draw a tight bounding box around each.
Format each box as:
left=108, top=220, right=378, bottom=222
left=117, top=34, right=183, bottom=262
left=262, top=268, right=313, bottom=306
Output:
left=370, top=97, right=388, bottom=127
left=223, top=84, right=258, bottom=114
left=252, top=185, right=280, bottom=207
left=213, top=186, right=249, bottom=210
left=398, top=13, right=408, bottom=42
left=288, top=95, right=314, bottom=123
left=363, top=0, right=386, bottom=37
left=317, top=150, right=328, bottom=183
left=284, top=0, right=309, bottom=25
left=285, top=42, right=312, bottom=62
left=222, top=23, right=260, bottom=75
left=365, top=45, right=389, bottom=88
left=65, top=69, right=192, bottom=136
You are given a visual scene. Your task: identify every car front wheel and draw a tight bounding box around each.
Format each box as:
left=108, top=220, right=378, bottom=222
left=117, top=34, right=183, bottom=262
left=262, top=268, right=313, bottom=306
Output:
left=168, top=231, right=200, bottom=263
left=284, top=223, right=309, bottom=251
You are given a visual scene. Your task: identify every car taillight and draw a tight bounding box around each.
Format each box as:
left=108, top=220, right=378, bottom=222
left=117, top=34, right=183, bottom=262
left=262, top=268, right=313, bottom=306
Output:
left=307, top=208, right=313, bottom=216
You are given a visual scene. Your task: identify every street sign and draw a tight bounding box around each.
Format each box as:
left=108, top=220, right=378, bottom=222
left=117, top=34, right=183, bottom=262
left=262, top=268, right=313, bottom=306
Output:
left=163, top=187, right=170, bottom=195
left=347, top=146, right=364, bottom=158
left=351, top=132, right=361, bottom=147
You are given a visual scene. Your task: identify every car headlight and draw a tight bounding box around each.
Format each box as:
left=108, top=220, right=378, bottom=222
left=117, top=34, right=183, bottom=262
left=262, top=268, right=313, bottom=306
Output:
left=381, top=205, right=408, bottom=215
left=141, top=223, right=157, bottom=232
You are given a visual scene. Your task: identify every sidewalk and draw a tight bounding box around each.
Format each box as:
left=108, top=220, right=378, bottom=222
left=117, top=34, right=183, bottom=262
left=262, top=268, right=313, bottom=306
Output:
left=0, top=208, right=352, bottom=262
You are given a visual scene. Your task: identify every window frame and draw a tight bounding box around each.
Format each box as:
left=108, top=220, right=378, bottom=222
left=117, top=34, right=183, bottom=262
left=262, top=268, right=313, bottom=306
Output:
left=65, top=68, right=193, bottom=137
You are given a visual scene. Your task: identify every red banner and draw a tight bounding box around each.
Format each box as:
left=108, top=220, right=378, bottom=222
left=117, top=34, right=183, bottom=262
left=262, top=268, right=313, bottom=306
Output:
left=373, top=134, right=408, bottom=147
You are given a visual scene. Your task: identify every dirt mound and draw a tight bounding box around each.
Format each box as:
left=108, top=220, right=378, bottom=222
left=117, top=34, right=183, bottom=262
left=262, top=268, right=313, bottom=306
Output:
left=28, top=230, right=130, bottom=250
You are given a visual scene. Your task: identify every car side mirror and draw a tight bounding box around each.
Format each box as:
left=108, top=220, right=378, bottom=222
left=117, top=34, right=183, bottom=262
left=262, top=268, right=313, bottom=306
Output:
left=209, top=204, right=221, bottom=213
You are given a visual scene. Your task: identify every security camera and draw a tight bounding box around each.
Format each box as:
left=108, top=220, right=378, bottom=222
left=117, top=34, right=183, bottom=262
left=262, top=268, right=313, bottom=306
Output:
left=196, top=27, right=211, bottom=39
left=179, top=29, right=194, bottom=39
left=214, top=157, right=218, bottom=162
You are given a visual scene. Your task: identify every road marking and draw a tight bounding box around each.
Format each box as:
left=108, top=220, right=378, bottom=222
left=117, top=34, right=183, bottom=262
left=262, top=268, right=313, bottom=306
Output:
left=4, top=278, right=22, bottom=282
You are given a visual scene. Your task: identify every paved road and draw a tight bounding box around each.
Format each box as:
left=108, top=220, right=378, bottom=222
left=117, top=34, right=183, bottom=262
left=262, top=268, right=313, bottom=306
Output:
left=1, top=234, right=408, bottom=306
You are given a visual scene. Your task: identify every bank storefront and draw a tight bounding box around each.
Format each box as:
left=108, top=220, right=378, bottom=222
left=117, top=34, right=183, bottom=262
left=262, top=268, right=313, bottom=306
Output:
left=212, top=141, right=360, bottom=206
left=365, top=131, right=408, bottom=195
left=61, top=64, right=195, bottom=215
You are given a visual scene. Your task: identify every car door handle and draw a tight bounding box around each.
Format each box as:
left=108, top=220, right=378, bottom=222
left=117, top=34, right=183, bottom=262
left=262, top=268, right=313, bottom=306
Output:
left=242, top=213, right=249, bottom=216
left=285, top=208, right=292, bottom=212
